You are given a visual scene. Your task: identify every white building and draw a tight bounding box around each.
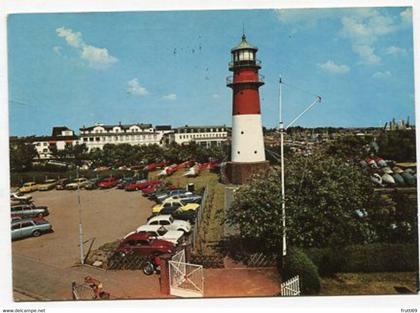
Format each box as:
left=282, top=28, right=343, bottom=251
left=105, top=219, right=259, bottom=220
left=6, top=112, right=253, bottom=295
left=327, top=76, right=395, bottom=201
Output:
left=79, top=123, right=173, bottom=151
left=169, top=125, right=229, bottom=148
left=27, top=126, right=79, bottom=159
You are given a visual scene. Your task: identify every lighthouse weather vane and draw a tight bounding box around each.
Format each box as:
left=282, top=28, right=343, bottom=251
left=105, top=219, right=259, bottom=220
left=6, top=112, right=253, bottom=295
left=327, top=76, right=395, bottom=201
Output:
left=278, top=76, right=321, bottom=259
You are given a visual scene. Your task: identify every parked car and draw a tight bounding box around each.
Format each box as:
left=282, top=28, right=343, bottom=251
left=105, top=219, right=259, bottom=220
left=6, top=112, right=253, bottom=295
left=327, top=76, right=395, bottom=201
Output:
left=65, top=178, right=89, bottom=190
left=18, top=182, right=39, bottom=193
left=152, top=199, right=200, bottom=214
left=56, top=178, right=70, bottom=190
left=125, top=180, right=161, bottom=191
left=38, top=179, right=58, bottom=191
left=117, top=177, right=135, bottom=189
left=11, top=204, right=49, bottom=219
left=155, top=189, right=192, bottom=203
left=97, top=176, right=119, bottom=189
left=130, top=225, right=184, bottom=245
left=148, top=208, right=196, bottom=224
left=115, top=232, right=175, bottom=257
left=164, top=193, right=202, bottom=204
left=11, top=218, right=53, bottom=240
left=171, top=209, right=197, bottom=224
left=146, top=215, right=191, bottom=233
left=85, top=178, right=100, bottom=190
left=10, top=192, right=32, bottom=203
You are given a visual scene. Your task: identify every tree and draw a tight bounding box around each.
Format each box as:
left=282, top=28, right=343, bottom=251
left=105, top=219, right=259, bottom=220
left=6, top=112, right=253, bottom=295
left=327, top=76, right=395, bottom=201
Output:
left=226, top=153, right=375, bottom=254
left=10, top=141, right=38, bottom=171
left=51, top=143, right=88, bottom=166
left=325, top=134, right=370, bottom=159
left=376, top=130, right=416, bottom=162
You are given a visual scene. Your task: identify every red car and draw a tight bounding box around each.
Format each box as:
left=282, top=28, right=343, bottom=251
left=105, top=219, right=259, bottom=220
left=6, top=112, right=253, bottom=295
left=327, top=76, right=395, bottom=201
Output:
left=125, top=180, right=161, bottom=191
left=115, top=233, right=175, bottom=257
left=97, top=177, right=119, bottom=189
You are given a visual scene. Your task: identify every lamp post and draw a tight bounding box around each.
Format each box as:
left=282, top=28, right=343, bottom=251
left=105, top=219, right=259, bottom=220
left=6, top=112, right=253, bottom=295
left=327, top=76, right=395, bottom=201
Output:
left=76, top=166, right=85, bottom=265
left=278, top=76, right=321, bottom=261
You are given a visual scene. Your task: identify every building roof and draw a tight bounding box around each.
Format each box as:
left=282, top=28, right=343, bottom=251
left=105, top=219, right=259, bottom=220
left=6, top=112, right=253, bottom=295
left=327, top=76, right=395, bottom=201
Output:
left=231, top=34, right=258, bottom=52
left=155, top=125, right=172, bottom=131
left=51, top=126, right=72, bottom=137
left=80, top=123, right=153, bottom=131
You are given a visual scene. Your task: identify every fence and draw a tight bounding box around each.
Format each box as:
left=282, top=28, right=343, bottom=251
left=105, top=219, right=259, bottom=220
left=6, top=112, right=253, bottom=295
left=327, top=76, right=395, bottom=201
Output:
left=245, top=253, right=276, bottom=267
left=191, top=185, right=208, bottom=250
left=106, top=252, right=152, bottom=270
left=280, top=275, right=301, bottom=296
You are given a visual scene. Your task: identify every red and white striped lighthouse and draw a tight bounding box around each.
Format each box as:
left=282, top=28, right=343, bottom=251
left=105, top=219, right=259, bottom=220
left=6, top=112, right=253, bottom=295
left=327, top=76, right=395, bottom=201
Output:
left=225, top=34, right=269, bottom=184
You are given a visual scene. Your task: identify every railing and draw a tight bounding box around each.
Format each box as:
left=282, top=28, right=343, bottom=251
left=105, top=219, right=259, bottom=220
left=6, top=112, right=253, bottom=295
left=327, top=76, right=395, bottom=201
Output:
left=226, top=74, right=265, bottom=85
left=191, top=186, right=208, bottom=250
left=281, top=275, right=301, bottom=296
left=229, top=59, right=261, bottom=68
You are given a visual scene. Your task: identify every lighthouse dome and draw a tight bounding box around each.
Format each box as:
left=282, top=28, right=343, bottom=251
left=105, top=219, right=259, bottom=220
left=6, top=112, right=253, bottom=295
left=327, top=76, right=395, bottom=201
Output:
left=231, top=34, right=258, bottom=52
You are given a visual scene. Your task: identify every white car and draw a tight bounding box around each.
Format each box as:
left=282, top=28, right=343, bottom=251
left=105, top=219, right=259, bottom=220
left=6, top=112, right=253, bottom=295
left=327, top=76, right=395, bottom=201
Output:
left=65, top=178, right=89, bottom=190
left=146, top=215, right=191, bottom=233
left=11, top=192, right=32, bottom=202
left=124, top=225, right=184, bottom=244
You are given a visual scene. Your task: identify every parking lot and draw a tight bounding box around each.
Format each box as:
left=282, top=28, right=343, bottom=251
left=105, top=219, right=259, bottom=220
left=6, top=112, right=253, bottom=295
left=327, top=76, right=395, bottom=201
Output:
left=12, top=189, right=154, bottom=268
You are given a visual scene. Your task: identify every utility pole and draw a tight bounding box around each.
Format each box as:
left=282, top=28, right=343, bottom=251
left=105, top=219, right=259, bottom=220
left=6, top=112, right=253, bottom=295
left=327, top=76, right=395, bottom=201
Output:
left=76, top=166, right=84, bottom=265
left=278, top=76, right=321, bottom=264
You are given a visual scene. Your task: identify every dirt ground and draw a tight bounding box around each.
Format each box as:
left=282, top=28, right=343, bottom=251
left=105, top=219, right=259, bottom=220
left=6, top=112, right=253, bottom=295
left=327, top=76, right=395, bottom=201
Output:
left=12, top=189, right=154, bottom=268
left=320, top=272, right=418, bottom=295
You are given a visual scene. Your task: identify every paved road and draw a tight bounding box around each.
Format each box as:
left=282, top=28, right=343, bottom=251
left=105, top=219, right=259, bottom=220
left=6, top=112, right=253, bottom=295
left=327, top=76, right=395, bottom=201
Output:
left=13, top=253, right=163, bottom=301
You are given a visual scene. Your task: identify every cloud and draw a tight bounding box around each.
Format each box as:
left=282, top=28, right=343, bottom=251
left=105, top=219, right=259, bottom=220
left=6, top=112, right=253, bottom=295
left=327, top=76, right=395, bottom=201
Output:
left=385, top=46, right=407, bottom=56
left=212, top=94, right=220, bottom=99
left=55, top=26, right=118, bottom=70
left=352, top=45, right=381, bottom=64
left=127, top=78, right=149, bottom=96
left=52, top=46, right=62, bottom=55
left=372, top=71, right=392, bottom=79
left=339, top=9, right=406, bottom=65
left=162, top=93, right=177, bottom=101
left=318, top=60, right=350, bottom=74
left=400, top=8, right=412, bottom=26
left=56, top=27, right=83, bottom=48
left=81, top=45, right=118, bottom=69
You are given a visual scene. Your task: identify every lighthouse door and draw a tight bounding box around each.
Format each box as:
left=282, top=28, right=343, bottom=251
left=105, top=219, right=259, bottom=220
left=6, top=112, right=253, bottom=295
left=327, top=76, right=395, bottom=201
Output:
left=169, top=249, right=204, bottom=297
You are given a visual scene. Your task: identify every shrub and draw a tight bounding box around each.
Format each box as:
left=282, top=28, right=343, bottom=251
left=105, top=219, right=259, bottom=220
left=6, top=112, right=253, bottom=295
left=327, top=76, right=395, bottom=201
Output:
left=279, top=246, right=321, bottom=295
left=305, top=243, right=418, bottom=275
left=306, top=247, right=346, bottom=276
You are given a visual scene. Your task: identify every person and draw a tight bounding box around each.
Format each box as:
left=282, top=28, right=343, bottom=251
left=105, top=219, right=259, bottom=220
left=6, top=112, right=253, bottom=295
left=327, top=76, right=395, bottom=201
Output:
left=84, top=276, right=106, bottom=299
left=153, top=255, right=161, bottom=274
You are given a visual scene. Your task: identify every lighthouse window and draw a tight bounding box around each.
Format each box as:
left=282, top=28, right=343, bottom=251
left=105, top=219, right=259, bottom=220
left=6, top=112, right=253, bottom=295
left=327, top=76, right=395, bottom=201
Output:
left=239, top=51, right=244, bottom=61
left=241, top=131, right=244, bottom=135
left=254, top=151, right=258, bottom=154
left=237, top=151, right=240, bottom=154
left=244, top=51, right=250, bottom=60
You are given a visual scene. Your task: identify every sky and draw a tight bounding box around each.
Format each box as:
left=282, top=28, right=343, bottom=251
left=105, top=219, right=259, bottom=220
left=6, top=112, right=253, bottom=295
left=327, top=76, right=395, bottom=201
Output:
left=7, top=7, right=415, bottom=136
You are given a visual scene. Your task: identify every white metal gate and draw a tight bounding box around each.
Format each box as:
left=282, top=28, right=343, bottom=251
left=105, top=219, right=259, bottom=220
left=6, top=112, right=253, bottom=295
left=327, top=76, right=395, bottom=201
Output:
left=281, top=275, right=301, bottom=296
left=169, top=249, right=204, bottom=297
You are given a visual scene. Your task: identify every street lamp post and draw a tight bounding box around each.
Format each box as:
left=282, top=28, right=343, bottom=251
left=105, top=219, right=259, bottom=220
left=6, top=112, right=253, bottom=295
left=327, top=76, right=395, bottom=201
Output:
left=76, top=166, right=85, bottom=265
left=278, top=76, right=321, bottom=262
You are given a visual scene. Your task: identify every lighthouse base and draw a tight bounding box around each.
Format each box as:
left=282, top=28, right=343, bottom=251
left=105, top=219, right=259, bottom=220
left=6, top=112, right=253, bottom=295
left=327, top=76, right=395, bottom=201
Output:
left=224, top=161, right=270, bottom=185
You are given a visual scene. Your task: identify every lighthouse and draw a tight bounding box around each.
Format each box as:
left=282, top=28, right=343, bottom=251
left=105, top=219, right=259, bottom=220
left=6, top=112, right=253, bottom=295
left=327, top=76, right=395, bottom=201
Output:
left=225, top=34, right=269, bottom=184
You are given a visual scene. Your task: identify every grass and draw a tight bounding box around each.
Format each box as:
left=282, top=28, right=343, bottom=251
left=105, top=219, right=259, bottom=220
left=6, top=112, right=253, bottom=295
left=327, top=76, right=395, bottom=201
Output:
left=319, top=272, right=418, bottom=295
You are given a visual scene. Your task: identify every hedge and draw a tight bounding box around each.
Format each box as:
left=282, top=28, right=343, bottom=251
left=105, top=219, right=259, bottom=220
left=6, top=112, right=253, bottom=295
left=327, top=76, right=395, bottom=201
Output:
left=305, top=243, right=418, bottom=276
left=279, top=246, right=321, bottom=295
